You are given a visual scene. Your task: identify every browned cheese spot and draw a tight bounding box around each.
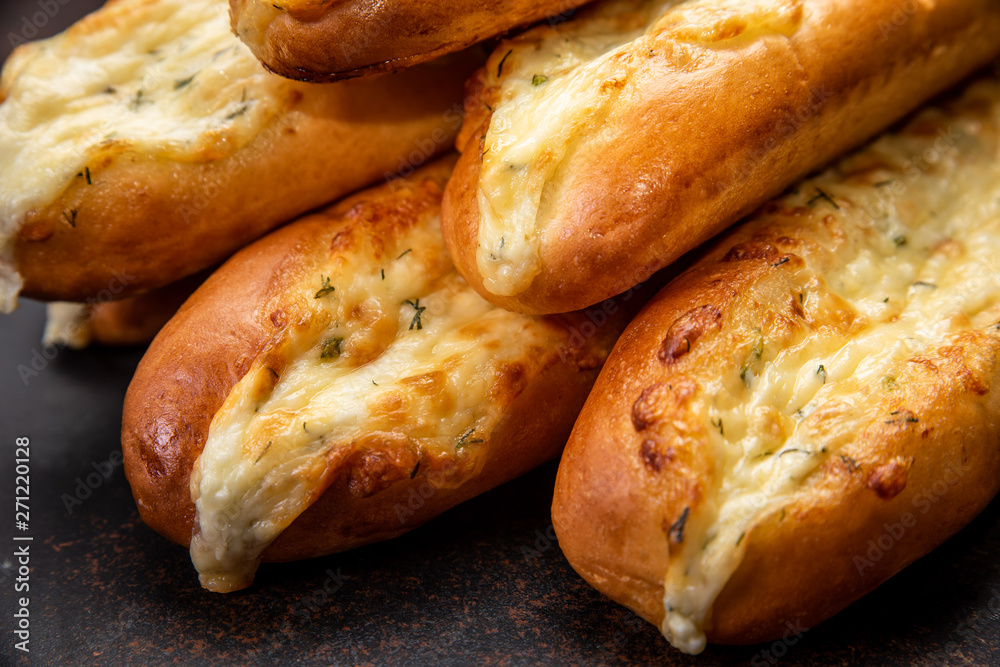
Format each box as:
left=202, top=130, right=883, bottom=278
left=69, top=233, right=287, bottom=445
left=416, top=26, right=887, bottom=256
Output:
left=344, top=443, right=418, bottom=498
left=632, top=383, right=668, bottom=431
left=658, top=305, right=722, bottom=365
left=866, top=457, right=912, bottom=500
left=639, top=439, right=675, bottom=473
left=723, top=241, right=782, bottom=264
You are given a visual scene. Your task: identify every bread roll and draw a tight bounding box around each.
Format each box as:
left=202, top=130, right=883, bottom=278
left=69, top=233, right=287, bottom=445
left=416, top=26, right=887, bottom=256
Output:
left=0, top=0, right=474, bottom=312
left=229, top=0, right=591, bottom=82
left=552, top=72, right=1000, bottom=653
left=122, top=158, right=644, bottom=593
left=443, top=0, right=1000, bottom=314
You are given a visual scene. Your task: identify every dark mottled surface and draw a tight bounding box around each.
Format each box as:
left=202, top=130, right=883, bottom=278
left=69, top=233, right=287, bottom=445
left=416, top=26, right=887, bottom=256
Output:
left=3, top=295, right=1000, bottom=667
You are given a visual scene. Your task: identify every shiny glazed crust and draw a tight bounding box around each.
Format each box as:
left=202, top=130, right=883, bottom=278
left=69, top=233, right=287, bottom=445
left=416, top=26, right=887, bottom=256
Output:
left=551, top=81, right=1000, bottom=644
left=121, top=159, right=635, bottom=563
left=229, top=0, right=590, bottom=82
left=12, top=59, right=472, bottom=303
left=443, top=0, right=1000, bottom=314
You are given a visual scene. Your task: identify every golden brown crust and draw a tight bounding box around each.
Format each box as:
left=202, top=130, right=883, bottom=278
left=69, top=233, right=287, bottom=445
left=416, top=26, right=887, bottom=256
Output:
left=121, top=158, right=639, bottom=563
left=551, top=81, right=1000, bottom=645
left=229, top=0, right=589, bottom=82
left=443, top=0, right=1000, bottom=314
left=86, top=272, right=206, bottom=346
left=14, top=59, right=472, bottom=303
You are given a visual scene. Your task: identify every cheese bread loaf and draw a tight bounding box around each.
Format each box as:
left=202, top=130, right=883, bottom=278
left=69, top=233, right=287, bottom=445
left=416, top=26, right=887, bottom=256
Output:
left=443, top=0, right=1000, bottom=314
left=552, top=72, right=1000, bottom=653
left=122, top=158, right=644, bottom=593
left=0, top=0, right=473, bottom=312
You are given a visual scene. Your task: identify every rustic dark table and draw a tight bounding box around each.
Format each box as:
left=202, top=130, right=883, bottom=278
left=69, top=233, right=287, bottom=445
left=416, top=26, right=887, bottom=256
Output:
left=2, top=2, right=1000, bottom=665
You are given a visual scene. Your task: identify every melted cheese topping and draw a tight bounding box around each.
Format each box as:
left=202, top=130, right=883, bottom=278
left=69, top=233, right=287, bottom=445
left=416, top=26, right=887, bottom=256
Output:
left=0, top=0, right=288, bottom=312
left=476, top=0, right=802, bottom=296
left=190, top=212, right=564, bottom=592
left=42, top=302, right=92, bottom=349
left=659, top=79, right=1000, bottom=654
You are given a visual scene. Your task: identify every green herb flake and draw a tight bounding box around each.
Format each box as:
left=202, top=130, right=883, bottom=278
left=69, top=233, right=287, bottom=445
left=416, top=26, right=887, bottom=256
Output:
left=405, top=299, right=427, bottom=331
left=532, top=74, right=549, bottom=86
left=778, top=448, right=809, bottom=457
left=883, top=375, right=899, bottom=391
left=913, top=281, right=937, bottom=289
left=62, top=209, right=77, bottom=228
left=840, top=455, right=860, bottom=472
left=397, top=248, right=413, bottom=260
left=129, top=90, right=148, bottom=111
left=816, top=364, right=827, bottom=384
left=710, top=417, right=724, bottom=436
left=381, top=268, right=385, bottom=280
left=893, top=235, right=907, bottom=247
left=807, top=187, right=840, bottom=210
left=885, top=410, right=919, bottom=425
left=409, top=461, right=420, bottom=479
left=668, top=507, right=690, bottom=544
left=497, top=49, right=513, bottom=78
left=320, top=337, right=344, bottom=360
left=174, top=75, right=196, bottom=90
left=456, top=428, right=484, bottom=450
left=226, top=101, right=251, bottom=121
left=254, top=441, right=273, bottom=464
left=314, top=276, right=336, bottom=299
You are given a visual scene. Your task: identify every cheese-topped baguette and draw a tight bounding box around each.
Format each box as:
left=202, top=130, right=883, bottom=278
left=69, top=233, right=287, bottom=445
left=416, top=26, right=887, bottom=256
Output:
left=0, top=0, right=473, bottom=313
left=122, top=158, right=641, bottom=593
left=442, top=0, right=1000, bottom=315
left=229, top=0, right=592, bottom=82
left=552, top=73, right=1000, bottom=654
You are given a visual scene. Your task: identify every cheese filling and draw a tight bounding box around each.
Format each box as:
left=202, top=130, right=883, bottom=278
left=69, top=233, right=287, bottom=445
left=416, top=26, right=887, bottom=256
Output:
left=190, top=213, right=563, bottom=592
left=476, top=0, right=802, bottom=296
left=659, top=79, right=1000, bottom=654
left=0, top=0, right=286, bottom=312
